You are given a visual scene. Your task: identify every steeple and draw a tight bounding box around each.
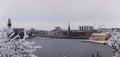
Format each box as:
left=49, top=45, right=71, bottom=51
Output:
left=68, top=21, right=70, bottom=32
left=7, top=18, right=12, bottom=28
left=67, top=21, right=71, bottom=37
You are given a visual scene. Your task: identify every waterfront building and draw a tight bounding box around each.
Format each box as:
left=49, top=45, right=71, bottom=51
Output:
left=55, top=27, right=63, bottom=31
left=69, top=30, right=92, bottom=39
left=97, top=28, right=110, bottom=32
left=28, top=28, right=49, bottom=37
left=111, top=28, right=120, bottom=32
left=96, top=28, right=119, bottom=35
left=79, top=26, right=93, bottom=32
left=13, top=28, right=25, bottom=38
left=90, top=33, right=111, bottom=41
left=35, top=30, right=49, bottom=37
left=28, top=28, right=36, bottom=37
left=50, top=27, right=65, bottom=37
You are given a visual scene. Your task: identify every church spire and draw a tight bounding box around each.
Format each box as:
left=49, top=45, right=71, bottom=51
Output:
left=7, top=18, right=12, bottom=28
left=67, top=21, right=71, bottom=37
left=68, top=21, right=70, bottom=32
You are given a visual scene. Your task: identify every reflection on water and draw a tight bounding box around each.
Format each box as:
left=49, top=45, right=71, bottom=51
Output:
left=27, top=38, right=113, bottom=57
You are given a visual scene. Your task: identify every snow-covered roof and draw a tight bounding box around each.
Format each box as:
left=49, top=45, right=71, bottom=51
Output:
left=92, top=33, right=109, bottom=36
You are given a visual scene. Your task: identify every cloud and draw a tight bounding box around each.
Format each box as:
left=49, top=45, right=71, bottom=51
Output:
left=0, top=0, right=120, bottom=29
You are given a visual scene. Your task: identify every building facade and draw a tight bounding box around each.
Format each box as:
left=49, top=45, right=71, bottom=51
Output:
left=13, top=28, right=25, bottom=39
left=79, top=26, right=93, bottom=32
left=90, top=33, right=111, bottom=41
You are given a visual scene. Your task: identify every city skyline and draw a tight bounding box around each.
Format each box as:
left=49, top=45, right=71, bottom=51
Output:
left=0, top=0, right=120, bottom=30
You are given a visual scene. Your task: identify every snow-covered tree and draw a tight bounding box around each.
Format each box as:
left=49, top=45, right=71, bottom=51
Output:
left=107, top=31, right=120, bottom=57
left=0, top=19, right=41, bottom=57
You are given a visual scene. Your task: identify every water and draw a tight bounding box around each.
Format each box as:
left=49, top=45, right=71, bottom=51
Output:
left=27, top=38, right=113, bottom=57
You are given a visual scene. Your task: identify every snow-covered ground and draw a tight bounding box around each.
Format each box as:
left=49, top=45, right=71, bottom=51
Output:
left=80, top=40, right=107, bottom=44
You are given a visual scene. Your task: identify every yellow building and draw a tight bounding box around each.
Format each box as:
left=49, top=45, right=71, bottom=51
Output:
left=90, top=33, right=111, bottom=41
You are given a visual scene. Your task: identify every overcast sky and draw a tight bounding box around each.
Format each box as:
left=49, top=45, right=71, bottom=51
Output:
left=0, top=0, right=120, bottom=30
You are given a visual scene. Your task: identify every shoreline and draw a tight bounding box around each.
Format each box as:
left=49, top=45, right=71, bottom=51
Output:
left=29, top=36, right=89, bottom=39
left=29, top=37, right=107, bottom=44
left=80, top=39, right=107, bottom=44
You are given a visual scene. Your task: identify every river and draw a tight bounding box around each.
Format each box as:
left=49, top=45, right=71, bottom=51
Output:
left=27, top=38, right=113, bottom=57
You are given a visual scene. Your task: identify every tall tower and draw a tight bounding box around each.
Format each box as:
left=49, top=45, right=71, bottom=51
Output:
left=7, top=18, right=12, bottom=28
left=67, top=21, right=71, bottom=37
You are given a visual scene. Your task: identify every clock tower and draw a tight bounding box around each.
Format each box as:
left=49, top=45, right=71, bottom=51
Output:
left=7, top=18, right=12, bottom=28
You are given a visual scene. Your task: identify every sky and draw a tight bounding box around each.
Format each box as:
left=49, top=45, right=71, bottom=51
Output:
left=0, top=0, right=120, bottom=30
